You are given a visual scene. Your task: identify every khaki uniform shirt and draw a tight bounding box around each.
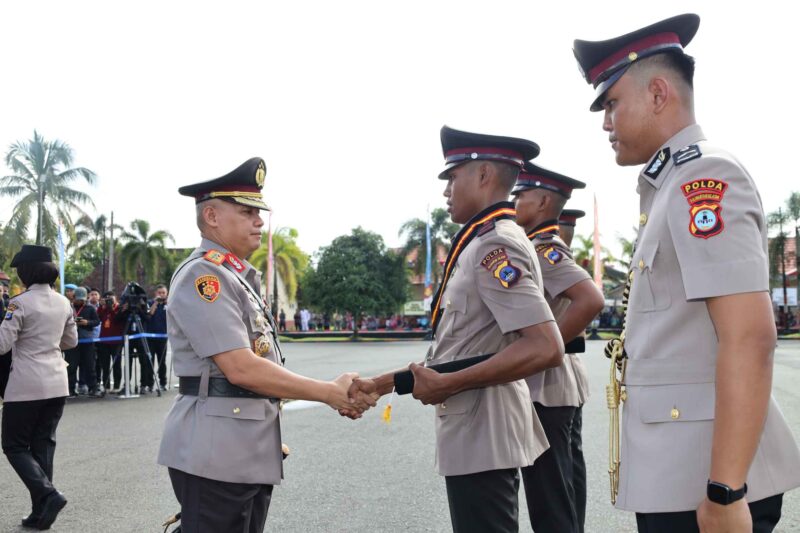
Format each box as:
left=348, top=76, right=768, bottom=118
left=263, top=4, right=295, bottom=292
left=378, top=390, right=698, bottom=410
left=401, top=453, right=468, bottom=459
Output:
left=157, top=238, right=284, bottom=485
left=0, top=284, right=77, bottom=402
left=618, top=124, right=800, bottom=512
left=527, top=234, right=591, bottom=407
left=427, top=218, right=555, bottom=476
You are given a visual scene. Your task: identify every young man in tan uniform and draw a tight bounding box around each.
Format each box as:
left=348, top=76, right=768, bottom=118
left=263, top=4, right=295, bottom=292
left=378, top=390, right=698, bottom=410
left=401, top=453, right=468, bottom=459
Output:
left=573, top=13, right=800, bottom=533
left=513, top=162, right=604, bottom=533
left=350, top=126, right=564, bottom=532
left=158, top=158, right=373, bottom=533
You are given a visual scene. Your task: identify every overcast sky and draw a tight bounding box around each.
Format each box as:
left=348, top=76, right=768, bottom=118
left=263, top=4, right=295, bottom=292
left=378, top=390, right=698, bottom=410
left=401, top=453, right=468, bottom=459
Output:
left=1, top=2, right=796, bottom=260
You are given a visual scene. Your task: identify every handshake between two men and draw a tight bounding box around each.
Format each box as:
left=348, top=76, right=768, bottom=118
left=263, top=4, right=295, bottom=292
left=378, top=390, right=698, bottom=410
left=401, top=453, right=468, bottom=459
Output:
left=334, top=362, right=464, bottom=419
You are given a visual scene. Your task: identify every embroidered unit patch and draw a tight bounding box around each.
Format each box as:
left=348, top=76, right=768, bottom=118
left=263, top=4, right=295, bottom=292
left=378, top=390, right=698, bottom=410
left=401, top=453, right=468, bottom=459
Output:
left=543, top=246, right=562, bottom=265
left=480, top=248, right=521, bottom=288
left=195, top=275, right=221, bottom=302
left=681, top=178, right=728, bottom=239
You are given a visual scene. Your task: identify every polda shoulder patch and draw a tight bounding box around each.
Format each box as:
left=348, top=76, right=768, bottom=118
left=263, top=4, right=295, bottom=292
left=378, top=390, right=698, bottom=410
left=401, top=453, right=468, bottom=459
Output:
left=681, top=178, right=728, bottom=239
left=480, top=248, right=521, bottom=288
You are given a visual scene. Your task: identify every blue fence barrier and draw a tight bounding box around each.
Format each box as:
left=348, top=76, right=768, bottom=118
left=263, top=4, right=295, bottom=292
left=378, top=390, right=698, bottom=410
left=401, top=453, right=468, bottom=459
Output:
left=77, top=333, right=168, bottom=344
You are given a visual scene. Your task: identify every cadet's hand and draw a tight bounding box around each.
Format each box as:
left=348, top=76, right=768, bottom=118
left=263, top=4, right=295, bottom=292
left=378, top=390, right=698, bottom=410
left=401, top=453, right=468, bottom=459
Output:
left=410, top=363, right=453, bottom=405
left=697, top=497, right=751, bottom=533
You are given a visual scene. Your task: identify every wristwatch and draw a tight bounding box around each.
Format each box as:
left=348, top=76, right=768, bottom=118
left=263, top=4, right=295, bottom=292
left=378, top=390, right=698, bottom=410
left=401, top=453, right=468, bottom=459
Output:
left=707, top=480, right=747, bottom=505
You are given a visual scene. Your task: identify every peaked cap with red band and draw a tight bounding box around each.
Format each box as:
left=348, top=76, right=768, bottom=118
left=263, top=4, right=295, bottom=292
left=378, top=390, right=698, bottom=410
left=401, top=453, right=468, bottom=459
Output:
left=573, top=13, right=700, bottom=111
left=438, top=125, right=540, bottom=180
left=511, top=161, right=585, bottom=199
left=178, top=157, right=270, bottom=211
left=558, top=209, right=586, bottom=227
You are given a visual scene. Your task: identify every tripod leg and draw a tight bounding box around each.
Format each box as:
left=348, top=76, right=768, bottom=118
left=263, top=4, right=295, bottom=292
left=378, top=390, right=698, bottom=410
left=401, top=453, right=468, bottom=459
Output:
left=133, top=315, right=161, bottom=397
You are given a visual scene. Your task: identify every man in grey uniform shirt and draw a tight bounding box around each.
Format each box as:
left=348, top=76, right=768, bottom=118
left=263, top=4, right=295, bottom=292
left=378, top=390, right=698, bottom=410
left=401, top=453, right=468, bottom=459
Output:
left=158, top=158, right=374, bottom=533
left=350, top=126, right=564, bottom=533
left=513, top=162, right=604, bottom=533
left=573, top=13, right=800, bottom=533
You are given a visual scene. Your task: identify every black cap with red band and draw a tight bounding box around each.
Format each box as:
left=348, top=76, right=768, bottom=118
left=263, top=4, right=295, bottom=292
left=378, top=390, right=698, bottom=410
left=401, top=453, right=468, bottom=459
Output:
left=559, top=209, right=586, bottom=227
left=438, top=125, right=540, bottom=180
left=178, top=157, right=270, bottom=211
left=511, top=161, right=585, bottom=199
left=573, top=13, right=700, bottom=111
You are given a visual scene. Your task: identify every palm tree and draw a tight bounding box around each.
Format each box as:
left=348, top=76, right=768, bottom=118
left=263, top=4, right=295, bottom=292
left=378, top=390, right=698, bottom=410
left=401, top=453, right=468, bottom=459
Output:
left=0, top=130, right=96, bottom=246
left=786, top=192, right=800, bottom=276
left=398, top=207, right=459, bottom=285
left=572, top=234, right=616, bottom=276
left=249, top=227, right=309, bottom=304
left=616, top=226, right=639, bottom=270
left=119, top=219, right=174, bottom=286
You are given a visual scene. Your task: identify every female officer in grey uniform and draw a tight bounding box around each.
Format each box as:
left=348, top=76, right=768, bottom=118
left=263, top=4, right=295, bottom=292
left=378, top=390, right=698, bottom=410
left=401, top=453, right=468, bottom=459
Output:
left=0, top=245, right=78, bottom=530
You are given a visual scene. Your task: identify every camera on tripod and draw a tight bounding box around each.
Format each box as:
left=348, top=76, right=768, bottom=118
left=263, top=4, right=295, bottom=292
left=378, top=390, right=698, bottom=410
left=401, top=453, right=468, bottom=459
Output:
left=120, top=281, right=149, bottom=315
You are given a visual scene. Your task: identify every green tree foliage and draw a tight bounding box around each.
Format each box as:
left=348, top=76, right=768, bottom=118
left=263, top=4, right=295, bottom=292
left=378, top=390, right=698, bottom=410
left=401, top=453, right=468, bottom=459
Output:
left=249, top=227, right=308, bottom=303
left=398, top=207, right=458, bottom=284
left=302, top=227, right=408, bottom=319
left=0, top=130, right=96, bottom=246
left=119, top=219, right=174, bottom=286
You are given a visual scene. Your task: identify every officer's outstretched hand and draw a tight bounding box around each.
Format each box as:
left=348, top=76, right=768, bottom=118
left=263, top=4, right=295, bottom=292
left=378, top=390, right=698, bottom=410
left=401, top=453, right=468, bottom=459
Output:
left=697, top=497, right=751, bottom=533
left=410, top=363, right=453, bottom=405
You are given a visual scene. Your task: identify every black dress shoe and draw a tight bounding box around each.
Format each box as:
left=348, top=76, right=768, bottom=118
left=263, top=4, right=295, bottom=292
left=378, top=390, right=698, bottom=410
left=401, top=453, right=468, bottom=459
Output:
left=36, top=491, right=67, bottom=530
left=21, top=513, right=41, bottom=528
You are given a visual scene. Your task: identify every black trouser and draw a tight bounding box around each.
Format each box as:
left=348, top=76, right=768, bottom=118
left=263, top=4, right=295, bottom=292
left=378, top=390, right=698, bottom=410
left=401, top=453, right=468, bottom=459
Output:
left=65, top=343, right=97, bottom=393
left=148, top=337, right=168, bottom=387
left=521, top=403, right=579, bottom=533
left=445, top=468, right=520, bottom=533
left=636, top=493, right=783, bottom=533
left=168, top=468, right=273, bottom=533
left=570, top=405, right=586, bottom=533
left=0, top=351, right=11, bottom=398
left=95, top=343, right=122, bottom=389
left=130, top=341, right=153, bottom=389
left=2, top=397, right=65, bottom=511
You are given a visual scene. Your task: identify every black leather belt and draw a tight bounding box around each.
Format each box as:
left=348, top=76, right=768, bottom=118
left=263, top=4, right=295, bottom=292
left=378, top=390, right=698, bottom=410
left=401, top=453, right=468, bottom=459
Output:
left=179, top=377, right=276, bottom=401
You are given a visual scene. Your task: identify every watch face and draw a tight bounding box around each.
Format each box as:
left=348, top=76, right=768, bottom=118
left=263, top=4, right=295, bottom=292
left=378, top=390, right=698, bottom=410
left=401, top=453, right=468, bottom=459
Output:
left=707, top=482, right=731, bottom=504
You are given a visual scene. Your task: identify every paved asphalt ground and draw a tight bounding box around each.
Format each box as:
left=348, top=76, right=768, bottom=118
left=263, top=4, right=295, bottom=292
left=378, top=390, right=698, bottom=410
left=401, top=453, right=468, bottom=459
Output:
left=1, top=341, right=799, bottom=532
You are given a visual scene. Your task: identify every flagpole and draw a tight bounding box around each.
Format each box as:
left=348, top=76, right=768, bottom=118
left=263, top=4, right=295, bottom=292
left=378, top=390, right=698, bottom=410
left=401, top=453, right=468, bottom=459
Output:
left=267, top=211, right=274, bottom=313
left=592, top=194, right=603, bottom=290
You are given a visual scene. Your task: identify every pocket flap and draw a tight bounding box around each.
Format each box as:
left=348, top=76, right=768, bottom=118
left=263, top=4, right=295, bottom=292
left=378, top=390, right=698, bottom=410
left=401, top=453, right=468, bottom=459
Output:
left=637, top=241, right=659, bottom=271
left=436, top=389, right=479, bottom=417
left=444, top=291, right=467, bottom=314
left=638, top=382, right=715, bottom=423
left=204, top=397, right=266, bottom=421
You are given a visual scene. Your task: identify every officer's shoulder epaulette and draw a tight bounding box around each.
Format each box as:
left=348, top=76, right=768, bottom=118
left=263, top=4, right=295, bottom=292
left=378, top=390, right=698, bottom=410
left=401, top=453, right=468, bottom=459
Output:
left=477, top=220, right=496, bottom=237
left=202, top=249, right=226, bottom=265
left=672, top=144, right=702, bottom=166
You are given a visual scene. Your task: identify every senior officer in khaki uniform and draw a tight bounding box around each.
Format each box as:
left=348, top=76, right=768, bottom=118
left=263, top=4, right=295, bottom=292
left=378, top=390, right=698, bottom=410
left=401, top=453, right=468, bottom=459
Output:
left=158, top=158, right=372, bottom=533
left=350, top=126, right=564, bottom=533
left=573, top=13, right=800, bottom=533
left=512, top=163, right=604, bottom=533
left=0, top=245, right=76, bottom=530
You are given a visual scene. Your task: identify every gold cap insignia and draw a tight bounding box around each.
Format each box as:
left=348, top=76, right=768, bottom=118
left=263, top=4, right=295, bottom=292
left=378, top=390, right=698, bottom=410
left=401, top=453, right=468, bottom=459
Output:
left=628, top=51, right=638, bottom=62
left=255, top=161, right=266, bottom=188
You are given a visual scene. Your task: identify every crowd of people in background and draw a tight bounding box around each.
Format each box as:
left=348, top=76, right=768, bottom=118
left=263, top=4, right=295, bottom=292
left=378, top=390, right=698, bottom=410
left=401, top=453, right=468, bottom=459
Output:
left=54, top=283, right=170, bottom=398
left=283, top=308, right=428, bottom=332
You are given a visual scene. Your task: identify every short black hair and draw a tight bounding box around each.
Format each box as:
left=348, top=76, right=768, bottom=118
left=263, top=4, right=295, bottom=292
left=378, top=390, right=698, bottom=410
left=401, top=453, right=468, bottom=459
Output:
left=155, top=284, right=167, bottom=290
left=102, top=290, right=115, bottom=298
left=639, top=51, right=696, bottom=89
left=16, top=262, right=59, bottom=287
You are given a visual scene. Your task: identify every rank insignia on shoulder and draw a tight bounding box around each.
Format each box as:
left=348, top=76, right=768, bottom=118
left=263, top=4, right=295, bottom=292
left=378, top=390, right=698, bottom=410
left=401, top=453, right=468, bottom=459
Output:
left=481, top=248, right=521, bottom=288
left=477, top=220, right=496, bottom=237
left=226, top=253, right=246, bottom=273
left=644, top=147, right=670, bottom=179
left=195, top=275, right=221, bottom=302
left=681, top=178, right=728, bottom=239
left=673, top=144, right=702, bottom=166
left=203, top=250, right=225, bottom=265
left=542, top=246, right=562, bottom=265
